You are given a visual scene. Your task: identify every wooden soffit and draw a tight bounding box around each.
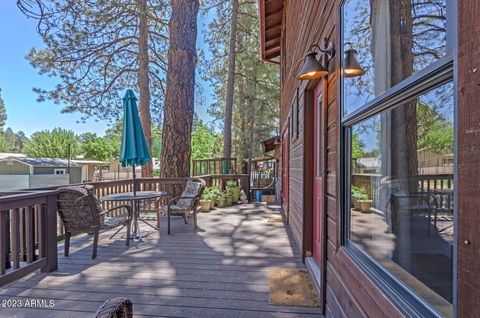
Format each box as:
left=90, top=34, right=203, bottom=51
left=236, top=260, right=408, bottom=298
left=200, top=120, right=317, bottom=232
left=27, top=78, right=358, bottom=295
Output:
left=259, top=0, right=284, bottom=63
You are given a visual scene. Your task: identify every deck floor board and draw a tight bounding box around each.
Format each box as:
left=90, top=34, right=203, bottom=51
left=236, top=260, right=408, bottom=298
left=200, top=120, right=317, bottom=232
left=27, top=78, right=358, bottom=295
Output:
left=0, top=204, right=321, bottom=318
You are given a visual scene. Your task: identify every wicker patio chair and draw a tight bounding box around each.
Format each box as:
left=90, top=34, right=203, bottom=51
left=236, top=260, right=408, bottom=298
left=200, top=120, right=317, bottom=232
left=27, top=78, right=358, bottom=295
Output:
left=95, top=297, right=133, bottom=318
left=57, top=185, right=133, bottom=259
left=156, top=178, right=206, bottom=234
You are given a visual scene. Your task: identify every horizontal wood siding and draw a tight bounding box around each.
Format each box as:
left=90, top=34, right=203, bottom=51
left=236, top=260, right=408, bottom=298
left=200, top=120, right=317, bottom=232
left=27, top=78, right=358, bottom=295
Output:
left=288, top=86, right=305, bottom=250
left=0, top=160, right=29, bottom=175
left=279, top=0, right=407, bottom=316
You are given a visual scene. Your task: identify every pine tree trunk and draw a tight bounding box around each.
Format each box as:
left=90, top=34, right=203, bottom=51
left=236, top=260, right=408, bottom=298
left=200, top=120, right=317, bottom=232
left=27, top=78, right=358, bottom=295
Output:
left=137, top=0, right=153, bottom=177
left=222, top=0, right=239, bottom=158
left=160, top=0, right=199, bottom=178
left=388, top=0, right=416, bottom=269
left=238, top=78, right=248, bottom=161
left=247, top=78, right=256, bottom=177
left=389, top=0, right=417, bottom=192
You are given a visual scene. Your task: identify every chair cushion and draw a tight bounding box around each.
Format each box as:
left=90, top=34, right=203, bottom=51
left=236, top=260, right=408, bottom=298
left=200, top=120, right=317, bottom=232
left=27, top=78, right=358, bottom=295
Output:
left=103, top=216, right=128, bottom=229
left=177, top=182, right=202, bottom=210
left=159, top=205, right=191, bottom=215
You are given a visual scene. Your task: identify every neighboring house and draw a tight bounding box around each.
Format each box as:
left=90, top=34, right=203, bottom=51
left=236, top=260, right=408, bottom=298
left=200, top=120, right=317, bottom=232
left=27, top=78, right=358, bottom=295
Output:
left=258, top=1, right=474, bottom=317
left=0, top=153, right=27, bottom=160
left=417, top=148, right=454, bottom=174
left=72, top=159, right=109, bottom=182
left=354, top=150, right=454, bottom=175
left=354, top=157, right=381, bottom=174
left=105, top=158, right=160, bottom=180
left=0, top=157, right=82, bottom=191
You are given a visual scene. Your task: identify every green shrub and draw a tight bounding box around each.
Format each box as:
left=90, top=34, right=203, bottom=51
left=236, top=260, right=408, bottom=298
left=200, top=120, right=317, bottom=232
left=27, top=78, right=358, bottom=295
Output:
left=226, top=180, right=238, bottom=188
left=351, top=186, right=369, bottom=201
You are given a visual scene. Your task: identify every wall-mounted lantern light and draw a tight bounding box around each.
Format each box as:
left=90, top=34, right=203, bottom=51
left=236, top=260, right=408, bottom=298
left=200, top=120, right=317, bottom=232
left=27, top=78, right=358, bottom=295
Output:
left=343, top=46, right=365, bottom=77
left=297, top=39, right=335, bottom=81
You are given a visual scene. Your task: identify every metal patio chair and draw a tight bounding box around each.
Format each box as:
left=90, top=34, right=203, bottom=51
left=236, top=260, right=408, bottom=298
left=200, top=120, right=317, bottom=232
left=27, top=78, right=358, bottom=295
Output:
left=156, top=178, right=206, bottom=234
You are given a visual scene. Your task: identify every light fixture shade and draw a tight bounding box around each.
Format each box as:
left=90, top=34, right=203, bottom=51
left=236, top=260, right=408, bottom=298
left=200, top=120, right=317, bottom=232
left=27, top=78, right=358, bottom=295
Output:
left=297, top=52, right=328, bottom=80
left=343, top=49, right=365, bottom=77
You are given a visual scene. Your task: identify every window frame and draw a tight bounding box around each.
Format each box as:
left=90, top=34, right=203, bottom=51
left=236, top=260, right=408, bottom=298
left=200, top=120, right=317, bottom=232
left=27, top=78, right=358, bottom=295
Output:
left=290, top=87, right=299, bottom=142
left=54, top=169, right=66, bottom=175
left=338, top=0, right=458, bottom=317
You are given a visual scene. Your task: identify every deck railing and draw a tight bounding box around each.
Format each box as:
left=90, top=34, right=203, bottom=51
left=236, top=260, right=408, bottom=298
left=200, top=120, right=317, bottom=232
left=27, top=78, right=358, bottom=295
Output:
left=192, top=158, right=237, bottom=176
left=0, top=175, right=247, bottom=287
left=0, top=191, right=58, bottom=288
left=352, top=173, right=454, bottom=206
left=40, top=177, right=190, bottom=239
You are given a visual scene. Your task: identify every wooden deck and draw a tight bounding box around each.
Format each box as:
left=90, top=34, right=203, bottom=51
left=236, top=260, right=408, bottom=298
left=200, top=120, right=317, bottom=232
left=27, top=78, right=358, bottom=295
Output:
left=0, top=204, right=321, bottom=318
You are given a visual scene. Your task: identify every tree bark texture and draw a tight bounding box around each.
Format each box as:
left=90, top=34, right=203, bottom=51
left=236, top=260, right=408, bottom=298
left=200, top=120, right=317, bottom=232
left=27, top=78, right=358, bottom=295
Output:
left=247, top=76, right=257, bottom=177
left=137, top=0, right=153, bottom=177
left=222, top=0, right=239, bottom=158
left=388, top=0, right=417, bottom=265
left=389, top=0, right=418, bottom=193
left=160, top=0, right=199, bottom=178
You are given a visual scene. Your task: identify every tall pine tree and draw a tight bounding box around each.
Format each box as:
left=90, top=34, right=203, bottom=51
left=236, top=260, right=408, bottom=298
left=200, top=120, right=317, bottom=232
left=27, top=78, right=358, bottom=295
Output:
left=18, top=0, right=170, bottom=176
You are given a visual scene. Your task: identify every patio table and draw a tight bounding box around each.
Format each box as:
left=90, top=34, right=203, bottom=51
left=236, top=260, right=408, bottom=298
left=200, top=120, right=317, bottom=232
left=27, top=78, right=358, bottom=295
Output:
left=101, top=191, right=166, bottom=241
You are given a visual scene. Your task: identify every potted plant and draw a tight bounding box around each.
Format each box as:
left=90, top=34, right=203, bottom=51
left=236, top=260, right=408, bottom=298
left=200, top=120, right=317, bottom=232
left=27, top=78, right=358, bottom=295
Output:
left=351, top=186, right=364, bottom=209
left=226, top=180, right=241, bottom=203
left=358, top=198, right=373, bottom=213
left=352, top=188, right=372, bottom=213
left=224, top=191, right=233, bottom=206
left=208, top=187, right=222, bottom=207
left=199, top=198, right=211, bottom=212
left=200, top=190, right=213, bottom=212
left=217, top=194, right=226, bottom=208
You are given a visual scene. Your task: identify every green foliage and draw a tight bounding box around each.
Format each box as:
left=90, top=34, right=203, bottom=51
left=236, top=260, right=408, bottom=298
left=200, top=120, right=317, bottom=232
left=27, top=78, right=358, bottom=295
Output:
left=226, top=180, right=238, bottom=188
left=0, top=88, right=6, bottom=131
left=351, top=186, right=369, bottom=201
left=417, top=102, right=454, bottom=154
left=18, top=0, right=168, bottom=122
left=104, top=120, right=162, bottom=159
left=202, top=187, right=218, bottom=201
left=351, top=133, right=366, bottom=159
left=80, top=132, right=114, bottom=161
left=191, top=115, right=221, bottom=161
left=201, top=0, right=280, bottom=163
left=419, top=126, right=454, bottom=154
left=0, top=128, right=27, bottom=153
left=151, top=125, right=162, bottom=158
left=24, top=128, right=80, bottom=158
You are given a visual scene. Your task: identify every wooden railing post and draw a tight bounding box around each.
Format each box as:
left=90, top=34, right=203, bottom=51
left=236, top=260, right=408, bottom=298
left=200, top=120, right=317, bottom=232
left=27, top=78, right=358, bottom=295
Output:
left=0, top=210, right=8, bottom=275
left=41, top=194, right=58, bottom=273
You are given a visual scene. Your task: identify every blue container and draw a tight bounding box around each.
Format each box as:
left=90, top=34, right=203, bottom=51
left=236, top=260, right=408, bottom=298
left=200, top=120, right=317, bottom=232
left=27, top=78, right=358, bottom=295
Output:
left=255, top=191, right=262, bottom=202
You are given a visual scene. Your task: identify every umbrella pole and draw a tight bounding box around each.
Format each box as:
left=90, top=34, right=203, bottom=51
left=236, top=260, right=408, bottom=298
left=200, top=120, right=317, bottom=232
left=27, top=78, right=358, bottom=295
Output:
left=132, top=166, right=137, bottom=196
left=132, top=165, right=139, bottom=240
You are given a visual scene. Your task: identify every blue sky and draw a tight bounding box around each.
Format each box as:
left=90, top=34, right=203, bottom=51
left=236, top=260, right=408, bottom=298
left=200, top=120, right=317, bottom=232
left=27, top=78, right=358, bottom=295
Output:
left=0, top=2, right=214, bottom=137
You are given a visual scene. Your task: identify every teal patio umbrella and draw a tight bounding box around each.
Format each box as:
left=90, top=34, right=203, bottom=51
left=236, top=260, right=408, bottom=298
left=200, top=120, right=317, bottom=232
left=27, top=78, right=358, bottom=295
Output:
left=120, top=89, right=151, bottom=195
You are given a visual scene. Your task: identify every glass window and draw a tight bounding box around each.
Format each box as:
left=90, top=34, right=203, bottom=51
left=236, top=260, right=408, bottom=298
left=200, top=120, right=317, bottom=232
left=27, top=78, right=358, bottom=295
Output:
left=349, top=82, right=454, bottom=316
left=342, top=0, right=448, bottom=116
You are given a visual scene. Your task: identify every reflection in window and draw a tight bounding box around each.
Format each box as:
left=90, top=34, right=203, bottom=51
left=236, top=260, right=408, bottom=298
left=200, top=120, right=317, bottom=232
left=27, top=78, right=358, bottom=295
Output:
left=349, top=82, right=454, bottom=317
left=342, top=0, right=448, bottom=115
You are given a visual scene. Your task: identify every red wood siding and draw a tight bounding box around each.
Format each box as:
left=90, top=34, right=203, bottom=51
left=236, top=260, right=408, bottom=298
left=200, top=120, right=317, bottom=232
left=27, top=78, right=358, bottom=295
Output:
left=279, top=0, right=406, bottom=316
